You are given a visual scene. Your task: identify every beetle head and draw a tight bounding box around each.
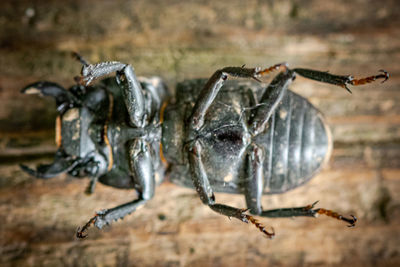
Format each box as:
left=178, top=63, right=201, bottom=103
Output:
left=20, top=83, right=111, bottom=179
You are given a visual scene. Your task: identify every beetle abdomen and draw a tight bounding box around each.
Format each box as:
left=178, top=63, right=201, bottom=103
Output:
left=163, top=79, right=331, bottom=195
left=258, top=90, right=332, bottom=194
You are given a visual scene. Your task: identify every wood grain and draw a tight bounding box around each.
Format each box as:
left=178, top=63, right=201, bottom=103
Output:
left=0, top=0, right=399, bottom=266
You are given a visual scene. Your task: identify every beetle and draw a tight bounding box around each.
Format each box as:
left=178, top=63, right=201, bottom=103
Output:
left=20, top=52, right=389, bottom=238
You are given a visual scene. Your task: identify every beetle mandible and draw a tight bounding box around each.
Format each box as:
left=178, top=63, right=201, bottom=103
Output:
left=20, top=52, right=389, bottom=238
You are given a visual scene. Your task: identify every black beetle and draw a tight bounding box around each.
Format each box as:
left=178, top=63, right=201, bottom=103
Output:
left=20, top=53, right=389, bottom=238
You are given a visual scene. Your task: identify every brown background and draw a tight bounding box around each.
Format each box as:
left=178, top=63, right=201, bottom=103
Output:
left=0, top=0, right=399, bottom=266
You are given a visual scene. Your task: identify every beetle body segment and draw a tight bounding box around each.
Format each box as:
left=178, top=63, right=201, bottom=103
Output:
left=92, top=77, right=168, bottom=189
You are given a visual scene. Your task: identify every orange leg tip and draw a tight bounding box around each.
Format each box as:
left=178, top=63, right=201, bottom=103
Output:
left=255, top=62, right=289, bottom=76
left=316, top=208, right=357, bottom=227
left=263, top=226, right=275, bottom=239
left=245, top=214, right=275, bottom=238
left=348, top=69, right=389, bottom=87
left=76, top=214, right=99, bottom=239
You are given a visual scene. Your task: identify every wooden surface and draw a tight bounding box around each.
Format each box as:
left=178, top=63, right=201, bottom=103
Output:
left=0, top=0, right=399, bottom=266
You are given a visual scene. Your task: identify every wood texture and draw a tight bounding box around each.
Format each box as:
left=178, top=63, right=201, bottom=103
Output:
left=0, top=0, right=399, bottom=266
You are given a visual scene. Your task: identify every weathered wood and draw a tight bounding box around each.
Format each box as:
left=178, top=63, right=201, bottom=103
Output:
left=0, top=0, right=399, bottom=266
left=1, top=162, right=399, bottom=266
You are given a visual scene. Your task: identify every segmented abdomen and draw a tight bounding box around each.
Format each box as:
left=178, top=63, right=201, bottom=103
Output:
left=259, top=91, right=332, bottom=194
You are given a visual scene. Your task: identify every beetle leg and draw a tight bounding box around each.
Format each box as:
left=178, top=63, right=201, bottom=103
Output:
left=242, top=144, right=276, bottom=238
left=129, top=139, right=156, bottom=202
left=259, top=201, right=357, bottom=227
left=76, top=197, right=147, bottom=238
left=259, top=201, right=322, bottom=218
left=249, top=70, right=296, bottom=136
left=76, top=139, right=155, bottom=238
left=77, top=60, right=146, bottom=127
left=347, top=69, right=389, bottom=86
left=244, top=144, right=265, bottom=215
left=188, top=64, right=287, bottom=132
left=255, top=62, right=288, bottom=78
left=313, top=207, right=357, bottom=227
left=76, top=214, right=97, bottom=238
left=188, top=140, right=274, bottom=238
left=293, top=68, right=389, bottom=94
left=85, top=176, right=98, bottom=195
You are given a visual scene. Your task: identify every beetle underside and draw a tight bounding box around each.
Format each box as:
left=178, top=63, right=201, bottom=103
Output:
left=20, top=53, right=389, bottom=238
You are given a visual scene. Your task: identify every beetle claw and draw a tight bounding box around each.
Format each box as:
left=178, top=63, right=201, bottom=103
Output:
left=76, top=214, right=98, bottom=239
left=76, top=227, right=88, bottom=239
left=379, top=69, right=389, bottom=83
left=345, top=215, right=357, bottom=228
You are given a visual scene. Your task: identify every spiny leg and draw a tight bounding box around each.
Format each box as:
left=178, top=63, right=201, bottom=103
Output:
left=188, top=140, right=274, bottom=238
left=77, top=139, right=155, bottom=238
left=294, top=68, right=389, bottom=93
left=249, top=70, right=296, bottom=136
left=76, top=198, right=147, bottom=238
left=75, top=59, right=146, bottom=127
